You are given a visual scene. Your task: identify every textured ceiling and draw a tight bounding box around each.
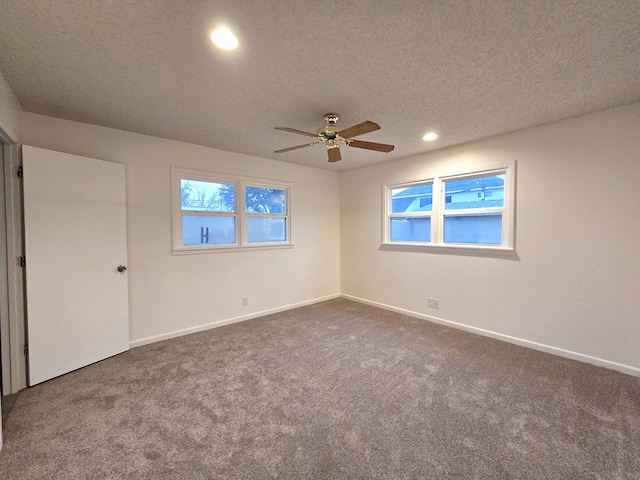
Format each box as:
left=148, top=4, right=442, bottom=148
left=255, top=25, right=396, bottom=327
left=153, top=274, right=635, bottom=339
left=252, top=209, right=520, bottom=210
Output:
left=1, top=1, right=639, bottom=171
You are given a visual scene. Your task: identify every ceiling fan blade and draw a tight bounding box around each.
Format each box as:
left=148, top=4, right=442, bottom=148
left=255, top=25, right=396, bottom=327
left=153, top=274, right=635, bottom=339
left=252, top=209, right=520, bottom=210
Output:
left=274, top=143, right=313, bottom=153
left=348, top=140, right=395, bottom=153
left=338, top=121, right=380, bottom=139
left=327, top=147, right=341, bottom=163
left=275, top=127, right=318, bottom=138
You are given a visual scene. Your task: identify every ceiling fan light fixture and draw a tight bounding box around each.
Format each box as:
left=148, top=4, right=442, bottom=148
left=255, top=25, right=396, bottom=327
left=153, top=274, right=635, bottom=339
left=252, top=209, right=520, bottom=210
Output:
left=211, top=27, right=238, bottom=50
left=423, top=131, right=438, bottom=142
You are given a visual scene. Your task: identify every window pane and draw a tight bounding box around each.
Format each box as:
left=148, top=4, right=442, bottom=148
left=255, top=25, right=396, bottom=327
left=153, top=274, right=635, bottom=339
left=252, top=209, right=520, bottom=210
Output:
left=390, top=217, right=431, bottom=242
left=444, top=214, right=502, bottom=244
left=246, top=187, right=286, bottom=213
left=444, top=174, right=504, bottom=210
left=247, top=217, right=287, bottom=243
left=391, top=184, right=433, bottom=213
left=181, top=180, right=234, bottom=212
left=183, top=215, right=236, bottom=245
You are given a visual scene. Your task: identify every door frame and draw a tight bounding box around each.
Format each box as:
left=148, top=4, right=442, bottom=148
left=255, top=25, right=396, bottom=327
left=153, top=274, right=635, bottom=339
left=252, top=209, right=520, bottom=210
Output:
left=0, top=128, right=26, bottom=395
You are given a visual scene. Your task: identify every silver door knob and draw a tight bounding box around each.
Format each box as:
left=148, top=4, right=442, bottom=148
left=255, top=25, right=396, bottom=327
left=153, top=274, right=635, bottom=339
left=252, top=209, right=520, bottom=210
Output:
left=117, top=265, right=127, bottom=273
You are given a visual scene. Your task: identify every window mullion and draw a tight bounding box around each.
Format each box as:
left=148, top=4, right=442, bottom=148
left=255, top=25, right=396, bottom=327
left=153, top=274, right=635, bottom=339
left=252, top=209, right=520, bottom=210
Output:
left=442, top=206, right=505, bottom=216
left=388, top=212, right=432, bottom=219
left=181, top=210, right=235, bottom=217
left=238, top=180, right=246, bottom=245
left=434, top=178, right=443, bottom=244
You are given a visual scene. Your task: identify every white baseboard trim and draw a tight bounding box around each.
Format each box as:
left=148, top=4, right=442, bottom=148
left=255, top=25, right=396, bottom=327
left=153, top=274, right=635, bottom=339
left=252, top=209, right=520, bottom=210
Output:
left=341, top=294, right=640, bottom=378
left=129, top=293, right=340, bottom=349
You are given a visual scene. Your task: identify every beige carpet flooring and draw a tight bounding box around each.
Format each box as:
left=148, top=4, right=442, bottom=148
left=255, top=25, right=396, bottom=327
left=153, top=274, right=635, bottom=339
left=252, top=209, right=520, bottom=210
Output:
left=0, top=298, right=638, bottom=479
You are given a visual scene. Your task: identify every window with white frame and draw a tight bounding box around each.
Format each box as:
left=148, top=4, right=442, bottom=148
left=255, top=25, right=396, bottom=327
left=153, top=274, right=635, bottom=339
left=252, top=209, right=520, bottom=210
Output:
left=172, top=167, right=291, bottom=253
left=388, top=181, right=433, bottom=243
left=383, top=163, right=516, bottom=252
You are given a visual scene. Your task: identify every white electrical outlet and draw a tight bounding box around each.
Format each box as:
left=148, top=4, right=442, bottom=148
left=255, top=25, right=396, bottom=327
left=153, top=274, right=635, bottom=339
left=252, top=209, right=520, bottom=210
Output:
left=242, top=297, right=249, bottom=306
left=428, top=297, right=440, bottom=309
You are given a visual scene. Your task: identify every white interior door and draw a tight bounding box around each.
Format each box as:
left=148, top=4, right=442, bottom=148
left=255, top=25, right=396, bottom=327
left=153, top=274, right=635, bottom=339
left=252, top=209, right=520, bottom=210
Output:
left=23, top=146, right=129, bottom=386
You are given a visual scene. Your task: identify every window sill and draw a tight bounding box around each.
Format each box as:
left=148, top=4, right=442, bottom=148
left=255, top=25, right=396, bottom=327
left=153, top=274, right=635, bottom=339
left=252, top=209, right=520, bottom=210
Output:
left=379, top=242, right=518, bottom=260
left=172, top=243, right=295, bottom=255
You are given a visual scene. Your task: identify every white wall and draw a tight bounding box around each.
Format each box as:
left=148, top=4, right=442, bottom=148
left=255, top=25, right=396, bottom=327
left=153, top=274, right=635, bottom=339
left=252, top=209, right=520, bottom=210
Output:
left=11, top=101, right=640, bottom=378
left=20, top=113, right=341, bottom=345
left=341, top=103, right=640, bottom=375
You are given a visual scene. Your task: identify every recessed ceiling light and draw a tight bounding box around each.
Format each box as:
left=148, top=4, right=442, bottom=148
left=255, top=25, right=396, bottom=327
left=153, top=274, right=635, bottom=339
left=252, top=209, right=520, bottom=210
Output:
left=211, top=27, right=238, bottom=50
left=422, top=132, right=438, bottom=142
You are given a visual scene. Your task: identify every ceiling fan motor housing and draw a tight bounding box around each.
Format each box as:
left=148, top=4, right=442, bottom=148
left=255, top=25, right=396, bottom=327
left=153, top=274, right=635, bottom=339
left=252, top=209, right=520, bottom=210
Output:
left=317, top=125, right=343, bottom=138
left=318, top=113, right=342, bottom=139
